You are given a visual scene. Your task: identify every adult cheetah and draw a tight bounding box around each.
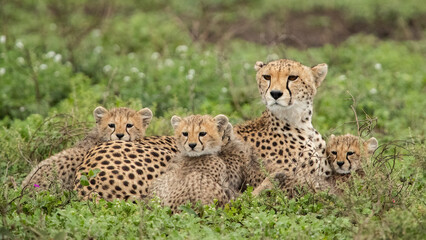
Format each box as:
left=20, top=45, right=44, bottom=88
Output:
left=22, top=106, right=153, bottom=191
left=235, top=59, right=331, bottom=194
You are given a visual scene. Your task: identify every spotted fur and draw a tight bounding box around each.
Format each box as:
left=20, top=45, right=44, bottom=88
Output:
left=236, top=59, right=331, bottom=196
left=150, top=115, right=232, bottom=212
left=74, top=136, right=177, bottom=201
left=326, top=134, right=378, bottom=176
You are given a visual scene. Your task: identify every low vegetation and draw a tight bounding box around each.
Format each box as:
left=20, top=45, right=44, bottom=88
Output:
left=0, top=0, right=425, bottom=239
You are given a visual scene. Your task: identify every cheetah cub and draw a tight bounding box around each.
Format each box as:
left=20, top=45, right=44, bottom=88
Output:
left=22, top=106, right=152, bottom=191
left=325, top=134, right=378, bottom=187
left=327, top=134, right=378, bottom=175
left=149, top=114, right=234, bottom=213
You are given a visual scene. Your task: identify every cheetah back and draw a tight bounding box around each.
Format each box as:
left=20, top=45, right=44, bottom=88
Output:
left=74, top=136, right=177, bottom=201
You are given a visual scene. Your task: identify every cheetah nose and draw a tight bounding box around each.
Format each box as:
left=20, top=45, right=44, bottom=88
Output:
left=270, top=90, right=283, bottom=100
left=337, top=161, right=344, bottom=167
left=188, top=143, right=197, bottom=149
left=116, top=133, right=125, bottom=139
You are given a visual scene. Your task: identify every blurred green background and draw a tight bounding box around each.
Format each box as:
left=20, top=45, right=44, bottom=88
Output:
left=0, top=0, right=425, bottom=239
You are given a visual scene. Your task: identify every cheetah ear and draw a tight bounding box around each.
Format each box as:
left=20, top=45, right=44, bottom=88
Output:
left=311, top=63, right=328, bottom=88
left=223, top=122, right=234, bottom=141
left=254, top=61, right=265, bottom=71
left=366, top=137, right=378, bottom=155
left=214, top=114, right=229, bottom=132
left=138, top=108, right=153, bottom=128
left=171, top=115, right=182, bottom=130
left=93, top=106, right=108, bottom=124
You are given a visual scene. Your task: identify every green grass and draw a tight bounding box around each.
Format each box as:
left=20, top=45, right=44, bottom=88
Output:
left=0, top=0, right=425, bottom=239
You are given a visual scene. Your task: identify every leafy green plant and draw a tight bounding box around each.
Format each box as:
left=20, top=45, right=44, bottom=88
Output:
left=79, top=169, right=100, bottom=187
left=0, top=0, right=424, bottom=239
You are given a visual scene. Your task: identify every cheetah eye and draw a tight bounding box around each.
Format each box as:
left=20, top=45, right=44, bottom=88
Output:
left=288, top=75, right=298, bottom=81
left=126, top=123, right=133, bottom=128
left=182, top=132, right=188, bottom=137
left=108, top=123, right=115, bottom=128
left=347, top=151, right=355, bottom=156
left=262, top=75, right=271, bottom=81
left=331, top=151, right=337, bottom=155
left=199, top=132, right=207, bottom=137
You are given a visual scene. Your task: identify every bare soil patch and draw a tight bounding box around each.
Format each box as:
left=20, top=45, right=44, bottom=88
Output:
left=178, top=9, right=426, bottom=48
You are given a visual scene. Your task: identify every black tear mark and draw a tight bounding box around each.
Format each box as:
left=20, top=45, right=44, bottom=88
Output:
left=110, top=128, right=116, bottom=139
left=265, top=80, right=271, bottom=99
left=346, top=154, right=352, bottom=170
left=198, top=135, right=204, bottom=151
left=286, top=80, right=292, bottom=104
left=126, top=128, right=131, bottom=139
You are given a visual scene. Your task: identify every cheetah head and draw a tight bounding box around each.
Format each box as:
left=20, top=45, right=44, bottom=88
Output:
left=326, top=134, right=378, bottom=174
left=94, top=106, right=153, bottom=141
left=171, top=114, right=229, bottom=157
left=254, top=59, right=327, bottom=121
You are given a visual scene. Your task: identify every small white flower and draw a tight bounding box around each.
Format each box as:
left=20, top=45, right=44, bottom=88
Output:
left=39, top=64, right=47, bottom=70
left=15, top=40, right=24, bottom=49
left=179, top=66, right=185, bottom=72
left=338, top=75, right=347, bottom=81
left=221, top=87, right=228, bottom=93
left=94, top=46, right=103, bottom=54
left=0, top=35, right=5, bottom=44
left=138, top=72, right=145, bottom=78
left=151, top=52, right=160, bottom=60
left=186, top=69, right=195, bottom=80
left=370, top=88, right=377, bottom=94
left=54, top=54, right=62, bottom=62
left=128, top=52, right=135, bottom=59
left=176, top=45, right=188, bottom=53
left=103, top=65, right=112, bottom=73
left=19, top=106, right=25, bottom=112
left=244, top=63, right=251, bottom=70
left=17, top=57, right=25, bottom=64
left=0, top=68, right=5, bottom=76
left=131, top=67, right=139, bottom=73
left=165, top=58, right=174, bottom=67
left=267, top=53, right=279, bottom=61
left=46, top=51, right=56, bottom=58
left=92, top=29, right=101, bottom=37
left=123, top=76, right=130, bottom=82
left=374, top=63, right=382, bottom=71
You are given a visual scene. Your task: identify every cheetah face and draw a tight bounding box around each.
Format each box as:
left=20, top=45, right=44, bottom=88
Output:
left=254, top=59, right=327, bottom=118
left=94, top=106, right=153, bottom=142
left=327, top=134, right=378, bottom=174
left=171, top=114, right=229, bottom=157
